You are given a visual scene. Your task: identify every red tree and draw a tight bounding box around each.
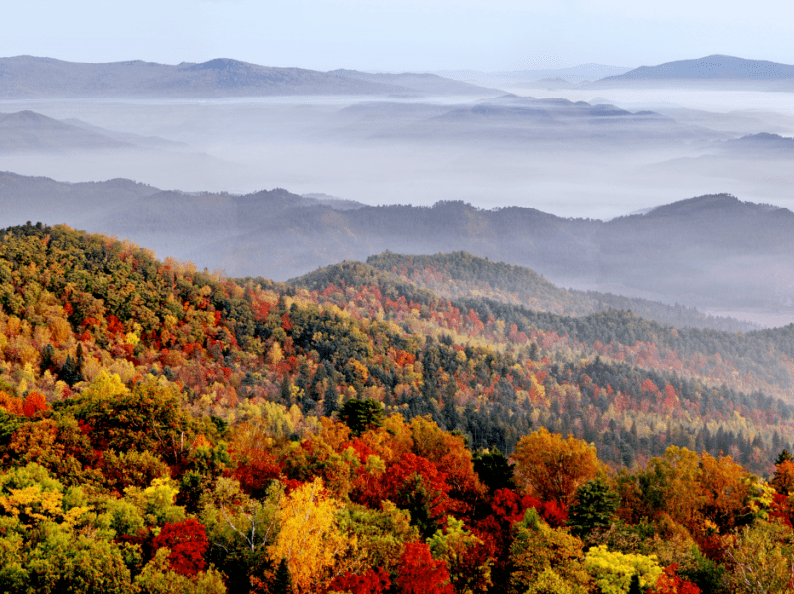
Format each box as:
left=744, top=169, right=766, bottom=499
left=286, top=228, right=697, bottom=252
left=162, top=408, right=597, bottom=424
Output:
left=395, top=542, right=454, bottom=594
left=652, top=564, right=701, bottom=594
left=151, top=518, right=209, bottom=576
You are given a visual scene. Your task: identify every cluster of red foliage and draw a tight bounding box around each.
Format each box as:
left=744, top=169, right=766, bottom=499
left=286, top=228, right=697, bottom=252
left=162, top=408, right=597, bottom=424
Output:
left=652, top=564, right=701, bottom=594
left=0, top=391, right=49, bottom=417
left=151, top=518, right=209, bottom=576
left=394, top=542, right=454, bottom=594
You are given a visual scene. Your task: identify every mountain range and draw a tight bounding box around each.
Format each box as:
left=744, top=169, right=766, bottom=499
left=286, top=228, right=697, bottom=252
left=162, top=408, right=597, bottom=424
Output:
left=4, top=54, right=794, bottom=99
left=0, top=55, right=498, bottom=98
left=1, top=171, right=793, bottom=320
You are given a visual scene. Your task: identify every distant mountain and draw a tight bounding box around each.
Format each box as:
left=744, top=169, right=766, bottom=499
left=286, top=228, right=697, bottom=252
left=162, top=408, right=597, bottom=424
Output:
left=2, top=171, right=793, bottom=316
left=0, top=110, right=131, bottom=152
left=722, top=132, right=794, bottom=155
left=300, top=193, right=368, bottom=211
left=0, top=56, right=499, bottom=98
left=518, top=77, right=580, bottom=89
left=329, top=70, right=499, bottom=96
left=601, top=55, right=794, bottom=81
left=348, top=96, right=707, bottom=147
left=0, top=171, right=160, bottom=227
left=0, top=110, right=184, bottom=153
left=62, top=117, right=187, bottom=150
left=438, top=63, right=632, bottom=85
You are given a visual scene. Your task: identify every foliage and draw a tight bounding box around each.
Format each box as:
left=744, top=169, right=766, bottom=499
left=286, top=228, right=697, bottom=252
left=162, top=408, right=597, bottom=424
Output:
left=428, top=516, right=492, bottom=594
left=509, top=508, right=591, bottom=594
left=394, top=541, right=454, bottom=594
left=1, top=224, right=794, bottom=593
left=723, top=520, right=794, bottom=594
left=339, top=398, right=386, bottom=436
left=327, top=568, right=390, bottom=594
left=652, top=564, right=702, bottom=594
left=567, top=476, right=620, bottom=536
left=584, top=545, right=664, bottom=594
left=151, top=518, right=209, bottom=576
left=268, top=477, right=351, bottom=593
left=512, top=428, right=601, bottom=504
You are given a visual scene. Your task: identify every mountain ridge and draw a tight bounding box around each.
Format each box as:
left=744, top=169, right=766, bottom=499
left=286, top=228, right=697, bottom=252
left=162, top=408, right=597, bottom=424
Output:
left=601, top=54, right=794, bottom=81
left=2, top=170, right=793, bottom=317
left=0, top=55, right=498, bottom=98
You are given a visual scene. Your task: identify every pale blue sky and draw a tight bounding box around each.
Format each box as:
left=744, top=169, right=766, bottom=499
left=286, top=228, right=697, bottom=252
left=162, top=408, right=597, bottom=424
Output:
left=3, top=0, right=793, bottom=71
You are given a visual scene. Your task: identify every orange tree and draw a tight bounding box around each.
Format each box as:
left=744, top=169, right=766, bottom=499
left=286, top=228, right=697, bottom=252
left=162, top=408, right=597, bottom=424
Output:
left=511, top=428, right=600, bottom=504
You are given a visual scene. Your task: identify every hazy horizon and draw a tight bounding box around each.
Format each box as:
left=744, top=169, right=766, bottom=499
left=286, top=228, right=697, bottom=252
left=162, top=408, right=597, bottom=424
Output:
left=4, top=1, right=794, bottom=72
left=3, top=84, right=794, bottom=221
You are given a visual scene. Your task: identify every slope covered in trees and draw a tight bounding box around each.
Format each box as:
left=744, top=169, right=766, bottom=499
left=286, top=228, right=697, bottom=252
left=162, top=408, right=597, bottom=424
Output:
left=366, top=251, right=758, bottom=331
left=291, top=258, right=794, bottom=406
left=2, top=223, right=794, bottom=593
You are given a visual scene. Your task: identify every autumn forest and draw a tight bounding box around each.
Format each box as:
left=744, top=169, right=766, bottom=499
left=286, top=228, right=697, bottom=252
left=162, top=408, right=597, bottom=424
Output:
left=3, top=222, right=794, bottom=594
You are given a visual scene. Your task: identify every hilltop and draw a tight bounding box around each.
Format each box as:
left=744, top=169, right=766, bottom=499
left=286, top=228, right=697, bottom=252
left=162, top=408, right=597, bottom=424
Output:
left=365, top=251, right=759, bottom=332
left=1, top=222, right=792, bottom=470
left=602, top=55, right=794, bottom=81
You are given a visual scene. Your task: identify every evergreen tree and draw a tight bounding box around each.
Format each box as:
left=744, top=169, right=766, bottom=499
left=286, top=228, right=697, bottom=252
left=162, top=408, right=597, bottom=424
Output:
left=58, top=354, right=83, bottom=387
left=567, top=477, right=619, bottom=537
left=280, top=376, right=294, bottom=404
left=338, top=398, right=385, bottom=436
left=441, top=382, right=461, bottom=431
left=272, top=558, right=293, bottom=594
left=776, top=449, right=793, bottom=465
left=323, top=380, right=339, bottom=417
left=473, top=449, right=515, bottom=492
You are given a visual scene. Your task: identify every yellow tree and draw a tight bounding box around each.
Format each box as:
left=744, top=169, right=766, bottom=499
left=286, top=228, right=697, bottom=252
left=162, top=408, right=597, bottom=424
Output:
left=509, top=508, right=591, bottom=594
left=268, top=477, right=353, bottom=592
left=511, top=428, right=600, bottom=504
left=638, top=446, right=705, bottom=532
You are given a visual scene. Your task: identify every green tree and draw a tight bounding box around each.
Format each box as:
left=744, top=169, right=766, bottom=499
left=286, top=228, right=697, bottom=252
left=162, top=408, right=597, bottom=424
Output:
left=473, top=449, right=515, bottom=493
left=338, top=398, right=385, bottom=436
left=567, top=477, right=619, bottom=537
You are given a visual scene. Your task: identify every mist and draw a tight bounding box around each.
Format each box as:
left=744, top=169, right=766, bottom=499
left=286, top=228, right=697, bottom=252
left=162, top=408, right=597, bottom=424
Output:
left=2, top=86, right=793, bottom=220
left=2, top=79, right=794, bottom=327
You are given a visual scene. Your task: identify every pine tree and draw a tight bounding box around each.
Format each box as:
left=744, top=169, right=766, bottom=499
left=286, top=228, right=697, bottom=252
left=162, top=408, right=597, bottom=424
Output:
left=272, top=558, right=293, bottom=594
left=323, top=380, right=339, bottom=417
left=58, top=354, right=83, bottom=387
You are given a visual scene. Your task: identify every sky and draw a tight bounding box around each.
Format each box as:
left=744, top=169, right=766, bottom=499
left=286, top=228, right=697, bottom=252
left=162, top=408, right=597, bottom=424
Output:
left=2, top=0, right=794, bottom=72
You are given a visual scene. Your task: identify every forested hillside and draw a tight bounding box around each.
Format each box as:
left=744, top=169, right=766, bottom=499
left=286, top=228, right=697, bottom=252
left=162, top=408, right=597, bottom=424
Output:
left=2, top=223, right=794, bottom=593
left=366, top=251, right=758, bottom=331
